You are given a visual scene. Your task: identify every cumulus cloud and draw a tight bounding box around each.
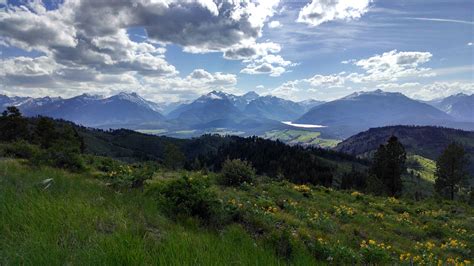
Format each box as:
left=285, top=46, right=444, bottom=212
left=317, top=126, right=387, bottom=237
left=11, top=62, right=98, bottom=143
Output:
left=376, top=82, right=474, bottom=100
left=223, top=41, right=281, bottom=60
left=223, top=41, right=294, bottom=77
left=1, top=0, right=288, bottom=98
left=0, top=0, right=290, bottom=101
left=59, top=0, right=280, bottom=53
left=269, top=50, right=440, bottom=100
left=0, top=2, right=77, bottom=51
left=297, top=0, right=373, bottom=26
left=306, top=73, right=346, bottom=87
left=349, top=50, right=434, bottom=82
left=268, top=20, right=282, bottom=28
left=241, top=63, right=286, bottom=77
left=141, top=69, right=238, bottom=101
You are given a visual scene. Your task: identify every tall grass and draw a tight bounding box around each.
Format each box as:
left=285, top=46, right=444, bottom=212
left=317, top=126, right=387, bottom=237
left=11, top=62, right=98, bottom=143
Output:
left=0, top=160, right=291, bottom=265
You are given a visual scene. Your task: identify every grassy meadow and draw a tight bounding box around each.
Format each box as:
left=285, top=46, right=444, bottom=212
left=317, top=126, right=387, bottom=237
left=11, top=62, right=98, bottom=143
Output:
left=1, top=158, right=473, bottom=265
left=262, top=129, right=341, bottom=148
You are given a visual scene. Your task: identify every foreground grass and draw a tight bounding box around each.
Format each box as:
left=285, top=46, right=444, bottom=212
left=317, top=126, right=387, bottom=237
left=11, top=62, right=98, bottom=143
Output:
left=0, top=160, right=288, bottom=265
left=1, top=159, right=473, bottom=265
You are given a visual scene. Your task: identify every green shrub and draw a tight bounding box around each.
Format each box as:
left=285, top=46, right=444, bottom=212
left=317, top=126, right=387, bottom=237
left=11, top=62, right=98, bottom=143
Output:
left=0, top=140, right=40, bottom=159
left=359, top=239, right=392, bottom=264
left=220, top=159, right=255, bottom=186
left=30, top=145, right=85, bottom=172
left=105, top=163, right=155, bottom=189
left=158, top=175, right=222, bottom=224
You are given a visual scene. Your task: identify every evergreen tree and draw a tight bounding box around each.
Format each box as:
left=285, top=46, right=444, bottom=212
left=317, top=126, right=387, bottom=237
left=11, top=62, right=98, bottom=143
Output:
left=0, top=106, right=28, bottom=141
left=164, top=143, right=185, bottom=170
left=370, top=136, right=406, bottom=196
left=434, top=142, right=469, bottom=200
left=34, top=117, right=56, bottom=149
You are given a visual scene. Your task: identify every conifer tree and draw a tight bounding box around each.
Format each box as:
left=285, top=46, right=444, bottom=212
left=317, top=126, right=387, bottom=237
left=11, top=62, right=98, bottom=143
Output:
left=370, top=136, right=406, bottom=196
left=435, top=142, right=469, bottom=200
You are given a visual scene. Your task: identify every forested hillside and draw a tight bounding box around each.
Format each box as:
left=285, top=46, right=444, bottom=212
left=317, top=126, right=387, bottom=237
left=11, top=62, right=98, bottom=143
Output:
left=335, top=126, right=474, bottom=175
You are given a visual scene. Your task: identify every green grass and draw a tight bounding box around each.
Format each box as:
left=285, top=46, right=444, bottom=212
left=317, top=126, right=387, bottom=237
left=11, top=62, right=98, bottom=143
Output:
left=262, top=129, right=341, bottom=148
left=1, top=159, right=473, bottom=265
left=0, top=160, right=290, bottom=265
left=402, top=154, right=437, bottom=198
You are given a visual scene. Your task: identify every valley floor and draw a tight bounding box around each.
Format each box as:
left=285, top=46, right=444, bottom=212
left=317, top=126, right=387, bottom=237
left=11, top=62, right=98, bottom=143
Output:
left=1, top=159, right=473, bottom=265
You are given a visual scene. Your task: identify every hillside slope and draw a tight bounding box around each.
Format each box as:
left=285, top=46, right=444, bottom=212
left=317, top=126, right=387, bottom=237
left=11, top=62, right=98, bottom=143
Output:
left=1, top=159, right=472, bottom=265
left=334, top=126, right=474, bottom=174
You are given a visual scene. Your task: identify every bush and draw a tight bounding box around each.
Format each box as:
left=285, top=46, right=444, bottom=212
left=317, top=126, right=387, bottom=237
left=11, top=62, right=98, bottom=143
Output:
left=359, top=240, right=392, bottom=264
left=220, top=159, right=255, bottom=186
left=105, top=163, right=156, bottom=189
left=158, top=175, right=222, bottom=224
left=0, top=140, right=40, bottom=159
left=30, top=144, right=85, bottom=172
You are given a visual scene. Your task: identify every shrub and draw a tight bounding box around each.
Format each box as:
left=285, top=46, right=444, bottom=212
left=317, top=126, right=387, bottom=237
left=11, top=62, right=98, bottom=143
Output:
left=359, top=240, right=392, bottom=264
left=31, top=145, right=85, bottom=172
left=0, top=140, right=40, bottom=159
left=106, top=163, right=155, bottom=189
left=158, top=175, right=222, bottom=224
left=220, top=159, right=255, bottom=186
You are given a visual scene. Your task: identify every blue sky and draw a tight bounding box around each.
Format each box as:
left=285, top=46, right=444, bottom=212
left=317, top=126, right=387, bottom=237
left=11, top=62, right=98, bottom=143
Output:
left=0, top=0, right=473, bottom=102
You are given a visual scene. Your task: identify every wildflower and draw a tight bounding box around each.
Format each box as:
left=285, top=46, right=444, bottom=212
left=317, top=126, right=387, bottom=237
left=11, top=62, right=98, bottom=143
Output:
left=387, top=197, right=399, bottom=204
left=293, top=184, right=311, bottom=193
left=334, top=205, right=355, bottom=216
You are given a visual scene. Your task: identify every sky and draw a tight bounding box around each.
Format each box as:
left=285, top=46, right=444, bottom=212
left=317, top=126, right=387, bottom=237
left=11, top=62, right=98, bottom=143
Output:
left=0, top=0, right=473, bottom=102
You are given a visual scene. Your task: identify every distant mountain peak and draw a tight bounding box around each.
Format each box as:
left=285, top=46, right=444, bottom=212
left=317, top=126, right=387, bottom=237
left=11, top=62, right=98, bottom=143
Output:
left=197, top=90, right=233, bottom=102
left=242, top=91, right=259, bottom=99
left=343, top=89, right=403, bottom=100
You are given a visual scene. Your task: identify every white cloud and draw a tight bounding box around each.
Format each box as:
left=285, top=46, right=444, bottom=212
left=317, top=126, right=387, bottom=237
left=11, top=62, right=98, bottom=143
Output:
left=268, top=20, right=282, bottom=28
left=306, top=73, right=346, bottom=87
left=350, top=50, right=433, bottom=82
left=241, top=63, right=286, bottom=77
left=0, top=2, right=77, bottom=52
left=225, top=41, right=295, bottom=77
left=141, top=69, right=238, bottom=102
left=377, top=82, right=474, bottom=100
left=297, top=0, right=373, bottom=26
left=223, top=41, right=281, bottom=60
left=468, top=42, right=473, bottom=46
left=0, top=0, right=285, bottom=94
left=267, top=50, right=457, bottom=101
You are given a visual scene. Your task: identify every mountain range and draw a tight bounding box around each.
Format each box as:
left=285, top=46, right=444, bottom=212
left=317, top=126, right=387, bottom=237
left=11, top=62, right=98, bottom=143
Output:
left=1, top=90, right=473, bottom=139
left=426, top=93, right=474, bottom=122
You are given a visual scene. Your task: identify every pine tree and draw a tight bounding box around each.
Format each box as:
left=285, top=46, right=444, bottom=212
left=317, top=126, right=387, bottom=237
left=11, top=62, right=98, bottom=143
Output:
left=435, top=142, right=469, bottom=200
left=34, top=117, right=56, bottom=149
left=164, top=143, right=185, bottom=170
left=370, top=136, right=406, bottom=196
left=0, top=106, right=28, bottom=141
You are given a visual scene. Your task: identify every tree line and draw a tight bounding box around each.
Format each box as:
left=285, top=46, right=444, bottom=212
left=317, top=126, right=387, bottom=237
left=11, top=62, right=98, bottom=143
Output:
left=1, top=106, right=471, bottom=201
left=341, top=135, right=472, bottom=201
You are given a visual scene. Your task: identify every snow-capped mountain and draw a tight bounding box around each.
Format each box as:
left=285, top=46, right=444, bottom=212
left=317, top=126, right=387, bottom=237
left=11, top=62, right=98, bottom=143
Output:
left=1, top=93, right=165, bottom=128
left=427, top=93, right=474, bottom=122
